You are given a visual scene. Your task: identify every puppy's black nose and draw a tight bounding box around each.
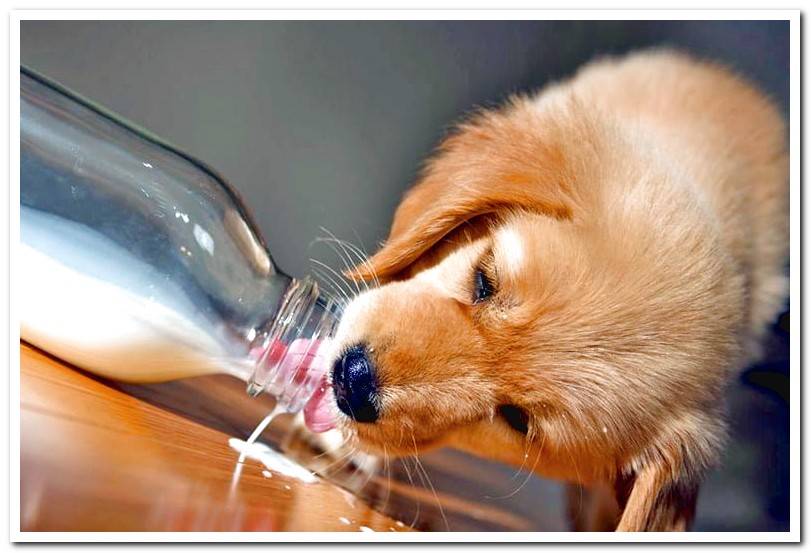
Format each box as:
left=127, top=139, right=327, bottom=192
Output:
left=332, top=345, right=379, bottom=423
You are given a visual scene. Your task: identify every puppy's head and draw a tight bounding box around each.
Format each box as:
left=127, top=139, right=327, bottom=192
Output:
left=327, top=98, right=603, bottom=460
left=326, top=96, right=730, bottom=528
left=333, top=214, right=598, bottom=459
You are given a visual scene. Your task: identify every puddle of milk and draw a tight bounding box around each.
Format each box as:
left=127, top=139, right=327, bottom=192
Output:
left=228, top=438, right=317, bottom=484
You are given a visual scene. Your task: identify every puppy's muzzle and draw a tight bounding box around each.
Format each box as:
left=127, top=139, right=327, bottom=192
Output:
left=332, top=344, right=379, bottom=423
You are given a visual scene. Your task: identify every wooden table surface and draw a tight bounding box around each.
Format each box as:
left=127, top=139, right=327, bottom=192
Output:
left=20, top=343, right=411, bottom=533
left=20, top=342, right=553, bottom=533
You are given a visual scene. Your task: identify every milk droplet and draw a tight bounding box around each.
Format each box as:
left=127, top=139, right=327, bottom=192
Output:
left=262, top=470, right=272, bottom=478
left=359, top=526, right=375, bottom=532
left=339, top=517, right=351, bottom=525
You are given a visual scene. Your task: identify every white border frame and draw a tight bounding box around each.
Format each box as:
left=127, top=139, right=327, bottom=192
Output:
left=9, top=10, right=800, bottom=543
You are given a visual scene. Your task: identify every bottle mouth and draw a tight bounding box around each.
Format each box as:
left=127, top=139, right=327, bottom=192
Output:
left=246, top=276, right=342, bottom=413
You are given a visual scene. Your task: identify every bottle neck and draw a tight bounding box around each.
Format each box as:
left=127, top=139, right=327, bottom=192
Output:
left=245, top=276, right=342, bottom=413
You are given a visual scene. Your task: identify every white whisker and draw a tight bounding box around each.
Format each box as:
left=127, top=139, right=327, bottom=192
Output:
left=309, top=258, right=355, bottom=302
left=486, top=429, right=546, bottom=500
left=315, top=231, right=362, bottom=295
left=411, top=432, right=449, bottom=531
left=380, top=444, right=392, bottom=515
left=310, top=266, right=351, bottom=306
left=350, top=228, right=381, bottom=289
left=320, top=444, right=360, bottom=475
left=399, top=452, right=421, bottom=529
left=317, top=227, right=380, bottom=290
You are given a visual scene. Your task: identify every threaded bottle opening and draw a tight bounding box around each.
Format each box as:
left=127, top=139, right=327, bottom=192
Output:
left=246, top=276, right=341, bottom=413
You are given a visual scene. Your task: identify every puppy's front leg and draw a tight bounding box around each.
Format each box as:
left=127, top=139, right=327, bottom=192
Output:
left=614, top=465, right=699, bottom=532
left=611, top=405, right=721, bottom=530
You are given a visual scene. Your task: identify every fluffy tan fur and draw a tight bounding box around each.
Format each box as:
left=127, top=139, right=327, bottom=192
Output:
left=333, top=49, right=788, bottom=531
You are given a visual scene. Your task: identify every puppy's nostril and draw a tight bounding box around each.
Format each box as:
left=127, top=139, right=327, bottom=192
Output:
left=332, top=345, right=379, bottom=423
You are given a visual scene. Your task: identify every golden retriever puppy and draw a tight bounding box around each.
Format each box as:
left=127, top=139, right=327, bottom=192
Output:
left=305, top=49, right=788, bottom=531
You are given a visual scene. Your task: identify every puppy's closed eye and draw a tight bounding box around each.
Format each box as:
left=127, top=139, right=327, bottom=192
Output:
left=497, top=404, right=529, bottom=435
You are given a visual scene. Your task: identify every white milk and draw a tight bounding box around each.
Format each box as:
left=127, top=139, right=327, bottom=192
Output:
left=20, top=243, right=252, bottom=383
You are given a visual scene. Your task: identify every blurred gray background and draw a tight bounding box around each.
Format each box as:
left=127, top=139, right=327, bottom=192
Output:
left=21, top=20, right=790, bottom=531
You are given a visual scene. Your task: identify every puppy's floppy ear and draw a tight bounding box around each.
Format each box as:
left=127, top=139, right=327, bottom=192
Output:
left=349, top=102, right=579, bottom=281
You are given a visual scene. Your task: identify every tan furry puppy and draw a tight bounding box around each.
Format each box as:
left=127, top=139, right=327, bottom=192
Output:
left=321, top=50, right=788, bottom=531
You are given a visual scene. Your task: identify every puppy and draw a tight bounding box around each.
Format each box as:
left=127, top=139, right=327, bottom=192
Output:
left=306, top=49, right=788, bottom=531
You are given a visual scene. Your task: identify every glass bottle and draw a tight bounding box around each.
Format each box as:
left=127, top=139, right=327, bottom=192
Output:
left=19, top=67, right=341, bottom=415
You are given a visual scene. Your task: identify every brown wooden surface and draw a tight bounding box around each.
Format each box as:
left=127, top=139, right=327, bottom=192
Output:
left=21, top=341, right=560, bottom=532
left=20, top=343, right=410, bottom=532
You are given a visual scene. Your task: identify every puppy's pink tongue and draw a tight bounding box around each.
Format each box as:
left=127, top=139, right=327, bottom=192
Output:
left=250, top=338, right=337, bottom=433
left=304, top=374, right=337, bottom=433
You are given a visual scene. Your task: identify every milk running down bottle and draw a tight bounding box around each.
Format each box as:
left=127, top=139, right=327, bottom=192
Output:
left=20, top=67, right=341, bottom=423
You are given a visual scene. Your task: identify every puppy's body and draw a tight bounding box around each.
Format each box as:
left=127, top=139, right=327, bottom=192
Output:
left=564, top=51, right=788, bottom=356
left=328, top=50, right=788, bottom=531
